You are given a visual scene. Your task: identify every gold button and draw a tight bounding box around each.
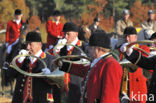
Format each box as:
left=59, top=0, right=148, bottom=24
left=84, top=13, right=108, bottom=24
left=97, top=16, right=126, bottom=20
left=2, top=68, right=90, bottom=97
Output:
left=20, top=89, right=22, bottom=92
left=21, top=84, right=24, bottom=87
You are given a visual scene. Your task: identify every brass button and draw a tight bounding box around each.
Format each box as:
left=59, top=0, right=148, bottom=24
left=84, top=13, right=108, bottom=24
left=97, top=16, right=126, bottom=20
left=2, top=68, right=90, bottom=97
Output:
left=20, top=89, right=22, bottom=92
left=21, top=84, right=24, bottom=87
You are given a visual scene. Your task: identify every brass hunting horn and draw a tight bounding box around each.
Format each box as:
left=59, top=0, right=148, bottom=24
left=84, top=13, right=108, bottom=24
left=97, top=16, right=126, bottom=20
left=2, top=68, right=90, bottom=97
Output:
left=10, top=54, right=65, bottom=88
left=53, top=43, right=91, bottom=65
left=120, top=40, right=156, bottom=78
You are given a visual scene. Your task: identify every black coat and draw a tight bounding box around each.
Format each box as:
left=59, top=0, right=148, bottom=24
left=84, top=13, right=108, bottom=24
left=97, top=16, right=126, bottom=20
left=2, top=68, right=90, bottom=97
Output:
left=59, top=40, right=87, bottom=103
left=5, top=53, right=57, bottom=103
left=126, top=50, right=156, bottom=102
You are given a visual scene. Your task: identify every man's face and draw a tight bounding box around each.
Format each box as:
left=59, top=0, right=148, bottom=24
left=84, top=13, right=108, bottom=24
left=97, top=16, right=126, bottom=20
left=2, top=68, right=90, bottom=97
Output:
left=65, top=31, right=78, bottom=43
left=15, top=14, right=22, bottom=20
left=151, top=39, right=156, bottom=48
left=26, top=42, right=42, bottom=55
left=126, top=35, right=138, bottom=43
left=95, top=21, right=99, bottom=26
left=149, top=14, right=155, bottom=20
left=124, top=14, right=130, bottom=20
left=54, top=16, right=61, bottom=21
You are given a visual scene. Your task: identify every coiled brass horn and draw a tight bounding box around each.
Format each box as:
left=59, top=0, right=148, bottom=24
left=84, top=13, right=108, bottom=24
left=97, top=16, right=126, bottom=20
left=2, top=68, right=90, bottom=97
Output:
left=53, top=43, right=91, bottom=65
left=10, top=54, right=65, bottom=88
left=120, top=40, right=156, bottom=78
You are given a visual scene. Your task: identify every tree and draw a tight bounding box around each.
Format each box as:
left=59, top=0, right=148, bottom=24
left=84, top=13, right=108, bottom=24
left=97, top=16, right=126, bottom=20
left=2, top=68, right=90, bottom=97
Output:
left=104, top=0, right=128, bottom=22
left=130, top=0, right=156, bottom=27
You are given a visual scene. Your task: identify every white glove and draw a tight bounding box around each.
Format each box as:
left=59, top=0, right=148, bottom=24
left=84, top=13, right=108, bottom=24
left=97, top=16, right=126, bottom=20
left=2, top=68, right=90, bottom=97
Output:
left=19, top=49, right=29, bottom=55
left=55, top=38, right=67, bottom=52
left=42, top=68, right=51, bottom=75
left=120, top=43, right=134, bottom=56
left=18, top=49, right=29, bottom=63
left=120, top=43, right=128, bottom=53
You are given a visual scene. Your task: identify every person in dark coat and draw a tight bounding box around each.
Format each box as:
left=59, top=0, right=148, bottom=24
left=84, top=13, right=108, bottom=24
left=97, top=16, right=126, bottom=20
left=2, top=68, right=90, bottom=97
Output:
left=89, top=17, right=102, bottom=33
left=120, top=32, right=156, bottom=103
left=55, top=31, right=123, bottom=103
left=2, top=31, right=57, bottom=103
left=49, top=22, right=88, bottom=103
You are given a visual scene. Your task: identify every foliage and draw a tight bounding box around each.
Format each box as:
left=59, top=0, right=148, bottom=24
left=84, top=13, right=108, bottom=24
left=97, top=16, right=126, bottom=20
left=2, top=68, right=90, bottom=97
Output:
left=130, top=0, right=156, bottom=27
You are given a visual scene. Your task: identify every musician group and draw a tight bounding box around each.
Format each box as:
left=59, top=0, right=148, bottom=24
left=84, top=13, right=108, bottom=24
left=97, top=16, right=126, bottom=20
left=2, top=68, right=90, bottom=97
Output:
left=2, top=8, right=156, bottom=103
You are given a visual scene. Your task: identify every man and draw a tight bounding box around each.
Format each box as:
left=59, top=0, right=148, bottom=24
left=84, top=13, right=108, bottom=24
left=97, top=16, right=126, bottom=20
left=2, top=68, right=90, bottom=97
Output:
left=116, top=9, right=133, bottom=36
left=3, top=31, right=57, bottom=103
left=120, top=32, right=156, bottom=103
left=141, top=10, right=156, bottom=39
left=3, top=9, right=27, bottom=68
left=56, top=31, right=123, bottom=103
left=46, top=10, right=64, bottom=50
left=89, top=16, right=102, bottom=33
left=49, top=22, right=87, bottom=103
left=119, top=27, right=150, bottom=103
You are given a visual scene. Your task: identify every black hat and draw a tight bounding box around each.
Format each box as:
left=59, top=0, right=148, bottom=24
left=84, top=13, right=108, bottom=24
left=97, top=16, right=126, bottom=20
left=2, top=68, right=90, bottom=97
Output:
left=53, top=10, right=61, bottom=16
left=89, top=31, right=110, bottom=49
left=94, top=17, right=100, bottom=22
left=26, top=31, right=42, bottom=42
left=15, top=9, right=22, bottom=15
left=148, top=10, right=155, bottom=15
left=150, top=32, right=156, bottom=40
left=63, top=22, right=79, bottom=32
left=124, top=26, right=137, bottom=37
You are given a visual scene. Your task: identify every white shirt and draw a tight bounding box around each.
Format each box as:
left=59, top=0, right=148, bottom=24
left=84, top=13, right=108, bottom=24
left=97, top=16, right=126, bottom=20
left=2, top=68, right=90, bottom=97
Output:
left=15, top=19, right=21, bottom=25
left=90, top=53, right=110, bottom=68
left=67, top=37, right=78, bottom=51
left=29, top=50, right=42, bottom=64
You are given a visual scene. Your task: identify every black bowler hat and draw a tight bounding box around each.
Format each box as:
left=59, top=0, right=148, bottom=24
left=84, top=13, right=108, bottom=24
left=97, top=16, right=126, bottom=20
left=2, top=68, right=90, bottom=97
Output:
left=53, top=10, right=61, bottom=16
left=15, top=9, right=22, bottom=15
left=124, top=26, right=137, bottom=37
left=94, top=17, right=100, bottom=22
left=26, top=31, right=42, bottom=42
left=63, top=22, right=79, bottom=32
left=150, top=32, right=156, bottom=40
left=89, top=31, right=110, bottom=49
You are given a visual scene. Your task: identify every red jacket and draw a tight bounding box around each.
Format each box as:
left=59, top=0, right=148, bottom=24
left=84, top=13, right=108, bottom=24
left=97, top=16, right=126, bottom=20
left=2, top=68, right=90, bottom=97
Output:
left=46, top=20, right=64, bottom=47
left=6, top=20, right=22, bottom=44
left=120, top=45, right=150, bottom=103
left=69, top=56, right=123, bottom=103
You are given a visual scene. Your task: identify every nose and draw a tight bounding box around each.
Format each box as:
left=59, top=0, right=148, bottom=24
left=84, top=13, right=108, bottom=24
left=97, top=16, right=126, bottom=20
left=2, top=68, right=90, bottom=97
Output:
left=27, top=43, right=30, bottom=50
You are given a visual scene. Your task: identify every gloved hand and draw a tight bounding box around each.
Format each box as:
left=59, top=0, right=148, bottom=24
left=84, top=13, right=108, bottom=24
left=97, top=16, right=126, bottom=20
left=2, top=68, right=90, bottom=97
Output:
left=120, top=43, right=134, bottom=56
left=42, top=68, right=51, bottom=75
left=18, top=49, right=29, bottom=63
left=19, top=49, right=29, bottom=55
left=55, top=38, right=67, bottom=52
left=120, top=43, right=128, bottom=53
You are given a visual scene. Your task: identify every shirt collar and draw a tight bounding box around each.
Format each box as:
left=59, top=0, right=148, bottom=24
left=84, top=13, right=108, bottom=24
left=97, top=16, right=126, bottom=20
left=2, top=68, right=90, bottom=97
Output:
left=90, top=53, right=110, bottom=68
left=67, top=37, right=78, bottom=51
left=29, top=50, right=42, bottom=64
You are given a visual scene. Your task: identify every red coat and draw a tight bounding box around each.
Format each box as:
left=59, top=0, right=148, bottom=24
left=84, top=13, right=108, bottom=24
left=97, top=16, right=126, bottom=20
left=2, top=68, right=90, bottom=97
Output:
left=69, top=56, right=123, bottom=103
left=120, top=45, right=150, bottom=103
left=6, top=20, right=22, bottom=44
left=46, top=20, right=64, bottom=47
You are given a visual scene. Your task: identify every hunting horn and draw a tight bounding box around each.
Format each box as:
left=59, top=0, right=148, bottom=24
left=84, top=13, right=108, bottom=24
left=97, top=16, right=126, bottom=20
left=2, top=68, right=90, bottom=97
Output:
left=10, top=54, right=65, bottom=88
left=53, top=43, right=91, bottom=65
